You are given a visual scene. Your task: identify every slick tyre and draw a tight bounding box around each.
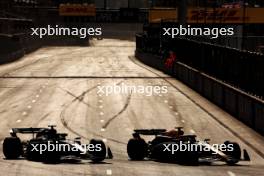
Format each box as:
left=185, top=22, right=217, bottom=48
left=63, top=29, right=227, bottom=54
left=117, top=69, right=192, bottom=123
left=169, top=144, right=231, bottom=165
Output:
left=89, top=139, right=106, bottom=163
left=224, top=141, right=241, bottom=165
left=127, top=138, right=147, bottom=160
left=3, top=137, right=22, bottom=159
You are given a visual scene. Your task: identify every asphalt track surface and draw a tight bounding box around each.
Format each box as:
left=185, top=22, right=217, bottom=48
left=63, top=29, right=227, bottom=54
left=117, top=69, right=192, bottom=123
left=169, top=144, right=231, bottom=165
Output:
left=0, top=39, right=263, bottom=176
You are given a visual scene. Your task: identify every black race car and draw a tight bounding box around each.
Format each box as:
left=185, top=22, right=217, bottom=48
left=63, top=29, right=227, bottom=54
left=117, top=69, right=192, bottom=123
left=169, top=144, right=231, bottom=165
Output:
left=3, top=125, right=112, bottom=163
left=127, top=127, right=250, bottom=165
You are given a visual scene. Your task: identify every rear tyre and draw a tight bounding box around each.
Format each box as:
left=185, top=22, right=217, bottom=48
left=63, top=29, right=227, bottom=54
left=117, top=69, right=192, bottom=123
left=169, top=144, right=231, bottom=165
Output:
left=223, top=141, right=241, bottom=165
left=89, top=139, right=106, bottom=163
left=127, top=138, right=147, bottom=160
left=3, top=137, right=22, bottom=159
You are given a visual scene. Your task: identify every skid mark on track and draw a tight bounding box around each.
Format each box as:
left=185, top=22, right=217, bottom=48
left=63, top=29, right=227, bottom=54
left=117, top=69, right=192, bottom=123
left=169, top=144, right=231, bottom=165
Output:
left=59, top=83, right=126, bottom=145
left=102, top=93, right=132, bottom=129
left=58, top=86, right=97, bottom=108
left=38, top=112, right=52, bottom=123
left=60, top=104, right=126, bottom=145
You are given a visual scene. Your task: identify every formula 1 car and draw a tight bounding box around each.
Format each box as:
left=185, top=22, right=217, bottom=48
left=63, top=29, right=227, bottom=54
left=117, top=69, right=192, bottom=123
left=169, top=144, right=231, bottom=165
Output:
left=127, top=127, right=250, bottom=165
left=3, top=125, right=112, bottom=163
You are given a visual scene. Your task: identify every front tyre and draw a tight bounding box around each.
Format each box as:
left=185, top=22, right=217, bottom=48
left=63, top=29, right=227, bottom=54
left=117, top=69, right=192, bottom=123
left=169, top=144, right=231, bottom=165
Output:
left=3, top=137, right=23, bottom=159
left=89, top=139, right=106, bottom=163
left=223, top=141, right=241, bottom=165
left=127, top=138, right=147, bottom=160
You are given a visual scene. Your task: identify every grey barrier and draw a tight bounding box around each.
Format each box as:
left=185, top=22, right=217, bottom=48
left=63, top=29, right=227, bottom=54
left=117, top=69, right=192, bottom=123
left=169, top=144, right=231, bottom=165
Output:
left=0, top=33, right=90, bottom=64
left=135, top=50, right=264, bottom=135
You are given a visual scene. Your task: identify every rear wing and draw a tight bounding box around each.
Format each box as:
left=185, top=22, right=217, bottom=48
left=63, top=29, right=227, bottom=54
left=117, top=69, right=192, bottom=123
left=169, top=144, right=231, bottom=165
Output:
left=134, top=129, right=167, bottom=135
left=11, top=128, right=47, bottom=134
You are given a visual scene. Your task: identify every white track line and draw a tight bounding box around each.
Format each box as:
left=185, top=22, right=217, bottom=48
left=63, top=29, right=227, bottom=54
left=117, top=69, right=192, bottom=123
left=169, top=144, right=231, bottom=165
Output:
left=227, top=171, right=236, bottom=176
left=106, top=169, right=112, bottom=175
left=190, top=129, right=196, bottom=134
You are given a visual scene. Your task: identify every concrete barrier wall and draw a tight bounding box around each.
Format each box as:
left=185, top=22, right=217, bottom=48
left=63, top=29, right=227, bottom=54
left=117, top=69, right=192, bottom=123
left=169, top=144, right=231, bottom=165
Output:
left=223, top=88, right=238, bottom=117
left=212, top=81, right=224, bottom=107
left=255, top=103, right=264, bottom=134
left=159, top=36, right=264, bottom=98
left=0, top=34, right=89, bottom=64
left=0, top=35, right=25, bottom=64
left=136, top=50, right=264, bottom=135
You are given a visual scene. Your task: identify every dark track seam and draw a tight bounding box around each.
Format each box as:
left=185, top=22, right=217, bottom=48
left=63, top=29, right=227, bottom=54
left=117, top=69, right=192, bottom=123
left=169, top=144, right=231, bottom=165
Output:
left=0, top=76, right=171, bottom=79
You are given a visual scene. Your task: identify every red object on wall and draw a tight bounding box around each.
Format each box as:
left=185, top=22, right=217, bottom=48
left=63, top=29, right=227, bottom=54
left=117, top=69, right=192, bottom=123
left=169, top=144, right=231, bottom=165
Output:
left=165, top=52, right=177, bottom=68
